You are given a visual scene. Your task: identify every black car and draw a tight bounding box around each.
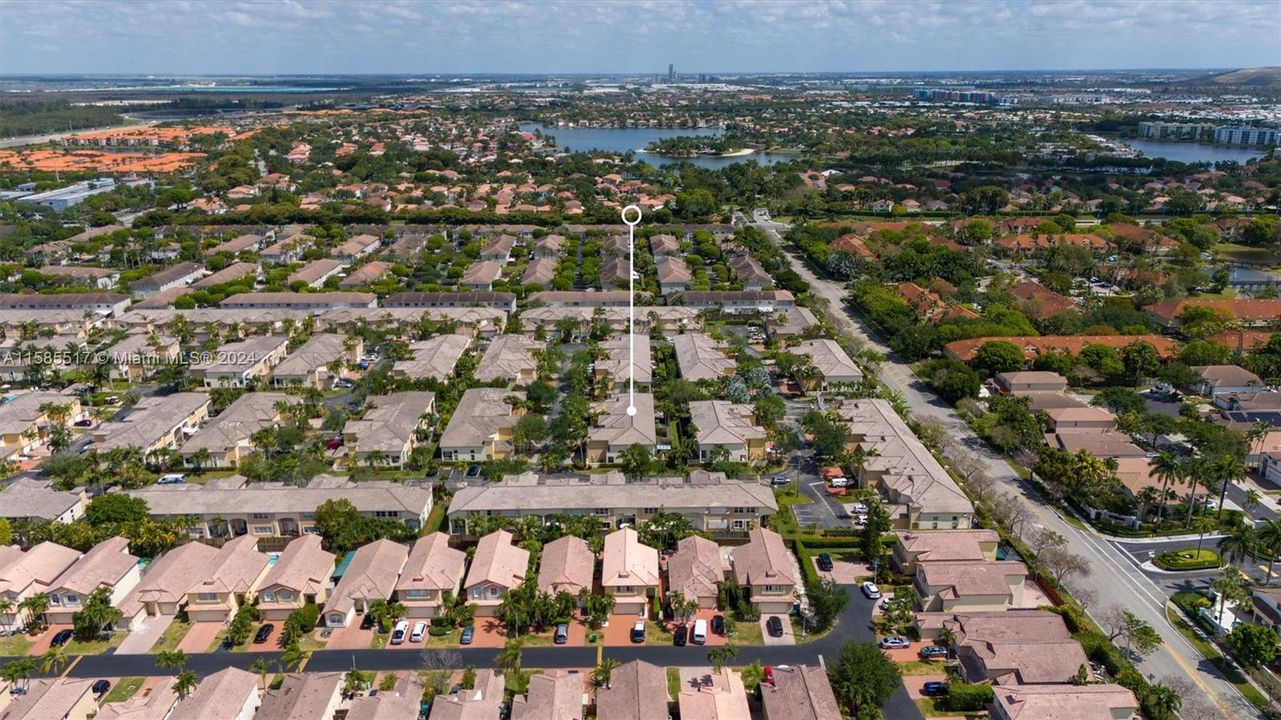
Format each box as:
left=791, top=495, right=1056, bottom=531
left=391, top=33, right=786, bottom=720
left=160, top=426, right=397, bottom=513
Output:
left=711, top=615, right=725, bottom=635
left=766, top=616, right=785, bottom=638
left=91, top=679, right=111, bottom=697
left=50, top=629, right=74, bottom=647
left=253, top=623, right=274, bottom=644
left=816, top=553, right=834, bottom=571
left=465, top=464, right=481, bottom=477
left=921, top=681, right=949, bottom=697
left=673, top=624, right=687, bottom=646
left=360, top=613, right=376, bottom=631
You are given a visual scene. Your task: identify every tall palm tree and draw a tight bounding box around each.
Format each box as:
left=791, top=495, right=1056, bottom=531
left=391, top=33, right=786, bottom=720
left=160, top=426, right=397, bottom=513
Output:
left=1215, top=454, right=1246, bottom=520
left=18, top=593, right=49, bottom=632
left=1150, top=452, right=1184, bottom=523
left=1259, top=520, right=1281, bottom=585
left=1218, top=523, right=1258, bottom=568
left=496, top=640, right=523, bottom=678
left=1246, top=421, right=1275, bottom=472
left=936, top=626, right=958, bottom=661
left=1211, top=568, right=1251, bottom=624
left=593, top=657, right=620, bottom=688
left=1184, top=458, right=1207, bottom=529
left=155, top=649, right=187, bottom=673
left=173, top=669, right=199, bottom=700
left=281, top=642, right=308, bottom=672
left=250, top=658, right=269, bottom=691
left=40, top=646, right=68, bottom=676
left=0, top=599, right=13, bottom=634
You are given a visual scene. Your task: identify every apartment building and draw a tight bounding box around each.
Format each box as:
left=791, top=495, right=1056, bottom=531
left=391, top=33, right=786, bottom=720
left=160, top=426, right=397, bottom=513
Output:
left=343, top=391, right=436, bottom=467
left=92, top=392, right=211, bottom=455
left=438, top=387, right=524, bottom=462
left=0, top=292, right=131, bottom=315
left=219, top=292, right=376, bottom=310
left=670, top=290, right=795, bottom=313
left=383, top=291, right=517, bottom=313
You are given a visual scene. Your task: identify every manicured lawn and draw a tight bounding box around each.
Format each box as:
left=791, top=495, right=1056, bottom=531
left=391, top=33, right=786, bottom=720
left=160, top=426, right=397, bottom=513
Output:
left=645, top=621, right=673, bottom=646
left=1167, top=607, right=1269, bottom=710
left=728, top=619, right=763, bottom=646
left=898, top=659, right=947, bottom=675
left=149, top=620, right=191, bottom=654
left=0, top=634, right=34, bottom=656
left=666, top=667, right=681, bottom=699
left=1154, top=548, right=1221, bottom=571
left=101, top=677, right=145, bottom=704
left=914, top=698, right=968, bottom=718
left=369, top=632, right=389, bottom=649
left=65, top=631, right=126, bottom=655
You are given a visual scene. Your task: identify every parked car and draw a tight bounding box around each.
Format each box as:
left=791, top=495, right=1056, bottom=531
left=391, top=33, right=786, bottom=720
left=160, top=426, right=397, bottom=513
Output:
left=770, top=475, right=790, bottom=486
left=673, top=624, right=687, bottom=646
left=74, top=418, right=93, bottom=427
left=554, top=624, right=569, bottom=645
left=692, top=618, right=708, bottom=645
left=326, top=437, right=343, bottom=450
left=465, top=464, right=481, bottom=477
left=816, top=553, right=834, bottom=571
left=50, top=629, right=74, bottom=647
left=829, top=477, right=849, bottom=488
left=91, top=680, right=111, bottom=697
left=851, top=501, right=868, bottom=514
left=878, top=635, right=910, bottom=649
left=861, top=581, right=882, bottom=599
left=254, top=624, right=274, bottom=644
left=360, top=613, right=375, bottom=631
left=410, top=621, right=427, bottom=643
left=711, top=615, right=725, bottom=635
left=921, top=681, right=949, bottom=697
left=766, top=616, right=785, bottom=638
left=459, top=626, right=474, bottom=645
left=390, top=620, right=409, bottom=645
left=630, top=620, right=645, bottom=643
left=918, top=645, right=948, bottom=659
left=157, top=473, right=186, bottom=485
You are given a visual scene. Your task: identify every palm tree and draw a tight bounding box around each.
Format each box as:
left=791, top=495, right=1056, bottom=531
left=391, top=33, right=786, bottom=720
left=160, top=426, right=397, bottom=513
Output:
left=18, top=593, right=49, bottom=632
left=1247, top=421, right=1274, bottom=472
left=707, top=643, right=739, bottom=672
left=1211, top=567, right=1251, bottom=624
left=188, top=447, right=212, bottom=475
left=172, top=669, right=199, bottom=700
left=1218, top=523, right=1258, bottom=567
left=496, top=640, right=523, bottom=678
left=592, top=657, right=620, bottom=688
left=1150, top=452, right=1184, bottom=522
left=281, top=642, right=308, bottom=672
left=1259, top=519, right=1281, bottom=585
left=250, top=658, right=269, bottom=691
left=936, top=626, right=958, bottom=661
left=1214, top=454, right=1246, bottom=519
left=1184, top=458, right=1207, bottom=529
left=155, top=649, right=187, bottom=673
left=0, top=599, right=13, bottom=634
left=0, top=657, right=36, bottom=691
left=40, top=646, right=68, bottom=675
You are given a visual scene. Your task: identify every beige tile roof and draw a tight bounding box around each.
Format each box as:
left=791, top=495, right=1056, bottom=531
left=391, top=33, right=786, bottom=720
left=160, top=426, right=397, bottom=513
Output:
left=393, top=335, right=472, bottom=381
left=918, top=560, right=1028, bottom=599
left=1193, top=364, right=1263, bottom=389
left=430, top=669, right=505, bottom=720
left=396, top=532, right=466, bottom=595
left=96, top=681, right=178, bottom=720
left=767, top=306, right=819, bottom=336
left=961, top=636, right=1089, bottom=684
left=992, top=684, right=1138, bottom=720
left=219, top=291, right=375, bottom=309
left=510, top=670, right=585, bottom=720
left=191, top=336, right=288, bottom=374
left=537, top=535, right=595, bottom=596
left=439, top=387, right=523, bottom=450
left=793, top=339, right=863, bottom=382
left=346, top=674, right=423, bottom=719
left=601, top=528, right=659, bottom=590
left=589, top=394, right=658, bottom=448
left=689, top=400, right=765, bottom=446
left=596, top=661, right=668, bottom=720
left=915, top=609, right=1071, bottom=644
left=1, top=678, right=94, bottom=720
left=673, top=333, right=734, bottom=380
left=192, top=262, right=257, bottom=289
left=272, top=333, right=351, bottom=378
left=323, top=539, right=409, bottom=617
left=0, top=541, right=80, bottom=597
left=731, top=527, right=794, bottom=588
left=460, top=260, right=503, bottom=287
left=596, top=335, right=653, bottom=384
left=93, top=392, right=210, bottom=453
left=521, top=258, right=557, bottom=286
left=0, top=390, right=79, bottom=437
left=192, top=534, right=269, bottom=596
left=465, top=530, right=529, bottom=591
left=677, top=668, right=751, bottom=720
left=894, top=530, right=999, bottom=564
left=657, top=256, right=691, bottom=285
left=474, top=334, right=542, bottom=383
left=129, top=476, right=433, bottom=518
left=255, top=672, right=342, bottom=720
left=340, top=261, right=393, bottom=287
left=177, top=667, right=260, bottom=720
left=259, top=535, right=334, bottom=597
left=180, top=391, right=294, bottom=456
left=667, top=535, right=725, bottom=601
left=342, top=391, right=435, bottom=455
left=759, top=665, right=840, bottom=720
left=121, top=541, right=221, bottom=615
left=0, top=478, right=84, bottom=521
left=49, top=535, right=136, bottom=596
left=289, top=258, right=347, bottom=286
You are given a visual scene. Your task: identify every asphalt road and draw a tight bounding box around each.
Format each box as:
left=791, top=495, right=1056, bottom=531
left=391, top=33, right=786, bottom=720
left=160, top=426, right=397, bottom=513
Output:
left=753, top=220, right=1260, bottom=719
left=55, top=587, right=923, bottom=719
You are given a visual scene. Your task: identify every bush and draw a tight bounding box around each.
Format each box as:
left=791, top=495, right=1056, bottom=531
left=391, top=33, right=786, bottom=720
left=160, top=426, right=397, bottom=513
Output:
left=281, top=604, right=320, bottom=646
left=428, top=626, right=451, bottom=637
left=946, top=683, right=994, bottom=711
left=1154, top=549, right=1220, bottom=571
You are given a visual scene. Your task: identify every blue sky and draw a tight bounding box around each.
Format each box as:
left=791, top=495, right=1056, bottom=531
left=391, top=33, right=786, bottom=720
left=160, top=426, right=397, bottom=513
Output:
left=2, top=0, right=1278, bottom=75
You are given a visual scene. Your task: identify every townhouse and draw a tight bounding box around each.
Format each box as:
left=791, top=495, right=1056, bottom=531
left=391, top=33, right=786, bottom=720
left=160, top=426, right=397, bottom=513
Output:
left=728, top=253, right=772, bottom=290
left=130, top=475, right=434, bottom=539
left=891, top=529, right=999, bottom=574
left=346, top=674, right=423, bottom=718
left=527, top=290, right=633, bottom=308
left=97, top=682, right=178, bottom=719
left=185, top=535, right=271, bottom=623
left=257, top=673, right=343, bottom=720
left=587, top=393, right=658, bottom=466
left=667, top=535, right=725, bottom=609
left=102, top=332, right=180, bottom=381
left=448, top=470, right=778, bottom=534
left=219, top=292, right=376, bottom=310
left=44, top=536, right=141, bottom=626
left=915, top=560, right=1032, bottom=612
left=656, top=256, right=692, bottom=293
left=93, top=391, right=212, bottom=455
left=118, top=541, right=220, bottom=627
left=0, top=479, right=86, bottom=524
left=689, top=400, right=767, bottom=463
left=759, top=665, right=841, bottom=720
left=730, top=527, right=796, bottom=613
left=270, top=333, right=362, bottom=388
left=343, top=391, right=436, bottom=467
left=333, top=233, right=381, bottom=259
left=943, top=335, right=1177, bottom=363
left=132, top=262, right=203, bottom=297
left=460, top=260, right=504, bottom=290
left=289, top=259, right=348, bottom=289
left=767, top=306, right=820, bottom=338
left=393, top=334, right=472, bottom=381
left=0, top=391, right=83, bottom=459
left=323, top=538, right=409, bottom=628
left=1191, top=364, right=1264, bottom=397
left=601, top=527, right=660, bottom=615
left=395, top=532, right=466, bottom=618
left=521, top=306, right=698, bottom=337
left=479, top=234, right=516, bottom=262
left=212, top=233, right=264, bottom=255
left=464, top=530, right=530, bottom=615
left=473, top=334, right=542, bottom=384
left=193, top=261, right=258, bottom=289
left=179, top=392, right=298, bottom=468
left=791, top=339, right=863, bottom=387
left=190, top=335, right=289, bottom=387
left=537, top=535, right=595, bottom=597
left=521, top=257, right=557, bottom=286
left=670, top=290, right=795, bottom=313
left=38, top=264, right=119, bottom=289
left=438, top=387, right=524, bottom=462
left=993, top=370, right=1068, bottom=395
left=0, top=292, right=131, bottom=315
left=595, top=334, right=653, bottom=391
left=596, top=661, right=669, bottom=720
left=532, top=234, right=565, bottom=259
left=1145, top=298, right=1281, bottom=330
left=673, top=332, right=736, bottom=381
left=254, top=534, right=336, bottom=621
left=338, top=260, right=393, bottom=289
left=384, top=291, right=517, bottom=313
left=0, top=541, right=81, bottom=629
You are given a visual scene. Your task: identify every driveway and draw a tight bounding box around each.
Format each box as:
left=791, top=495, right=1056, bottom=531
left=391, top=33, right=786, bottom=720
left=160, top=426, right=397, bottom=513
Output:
left=813, top=554, right=869, bottom=585
left=759, top=616, right=795, bottom=646
left=324, top=623, right=374, bottom=650
left=25, top=624, right=73, bottom=657
left=115, top=615, right=174, bottom=655
left=176, top=622, right=223, bottom=654
left=601, top=614, right=645, bottom=647
left=904, top=673, right=951, bottom=700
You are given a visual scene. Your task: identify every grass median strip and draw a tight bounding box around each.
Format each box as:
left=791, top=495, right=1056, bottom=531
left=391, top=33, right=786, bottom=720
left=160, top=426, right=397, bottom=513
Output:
left=1166, top=606, right=1269, bottom=710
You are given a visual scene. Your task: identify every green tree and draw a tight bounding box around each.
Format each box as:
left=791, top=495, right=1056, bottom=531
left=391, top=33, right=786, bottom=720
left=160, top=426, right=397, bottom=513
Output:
left=1217, top=523, right=1258, bottom=567
left=636, top=511, right=695, bottom=551
left=618, top=443, right=655, bottom=480
left=156, top=649, right=187, bottom=673
left=84, top=493, right=149, bottom=526
left=1211, top=568, right=1250, bottom=624
left=806, top=579, right=851, bottom=633
left=593, top=657, right=620, bottom=687
left=40, top=645, right=68, bottom=675
left=72, top=586, right=121, bottom=640
left=972, top=341, right=1025, bottom=378
left=827, top=640, right=902, bottom=716
left=1226, top=623, right=1279, bottom=668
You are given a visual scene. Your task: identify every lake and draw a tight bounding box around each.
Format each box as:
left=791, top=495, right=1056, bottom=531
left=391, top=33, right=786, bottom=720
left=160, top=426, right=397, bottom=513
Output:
left=519, top=123, right=792, bottom=169
left=1120, top=138, right=1267, bottom=165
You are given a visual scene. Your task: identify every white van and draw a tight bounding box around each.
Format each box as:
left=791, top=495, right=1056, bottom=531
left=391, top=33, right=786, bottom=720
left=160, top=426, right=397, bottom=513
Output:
left=390, top=620, right=409, bottom=645
left=830, top=477, right=849, bottom=488
left=409, top=621, right=427, bottom=643
left=692, top=618, right=708, bottom=645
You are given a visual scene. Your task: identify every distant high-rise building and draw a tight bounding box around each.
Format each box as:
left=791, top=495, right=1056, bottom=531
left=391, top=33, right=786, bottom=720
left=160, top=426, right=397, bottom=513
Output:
left=668, top=64, right=675, bottom=82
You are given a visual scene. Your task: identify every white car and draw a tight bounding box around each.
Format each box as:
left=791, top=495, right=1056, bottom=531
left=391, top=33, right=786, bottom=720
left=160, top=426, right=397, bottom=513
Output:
left=861, top=581, right=882, bottom=599
left=852, top=502, right=868, bottom=514
left=878, top=635, right=910, bottom=649
left=830, top=477, right=849, bottom=488
left=409, top=621, right=427, bottom=643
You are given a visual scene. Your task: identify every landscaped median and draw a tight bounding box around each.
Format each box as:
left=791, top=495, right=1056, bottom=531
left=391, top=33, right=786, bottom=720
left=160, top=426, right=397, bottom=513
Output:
left=1153, top=548, right=1221, bottom=571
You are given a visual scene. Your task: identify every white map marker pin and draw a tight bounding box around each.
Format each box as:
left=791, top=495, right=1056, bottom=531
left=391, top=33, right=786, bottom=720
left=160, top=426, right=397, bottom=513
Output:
left=621, top=204, right=642, bottom=416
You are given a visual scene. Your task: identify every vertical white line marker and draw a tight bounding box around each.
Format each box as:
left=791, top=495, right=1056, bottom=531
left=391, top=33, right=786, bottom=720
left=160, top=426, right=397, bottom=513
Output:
left=621, top=204, right=642, bottom=416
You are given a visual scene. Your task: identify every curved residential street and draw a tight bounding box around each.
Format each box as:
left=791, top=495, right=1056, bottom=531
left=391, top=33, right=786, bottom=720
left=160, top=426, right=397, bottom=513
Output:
left=749, top=219, right=1259, bottom=719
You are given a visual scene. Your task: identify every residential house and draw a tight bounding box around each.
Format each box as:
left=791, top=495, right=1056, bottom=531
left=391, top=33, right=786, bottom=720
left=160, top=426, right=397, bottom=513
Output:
left=256, top=673, right=343, bottom=720
left=132, top=262, right=203, bottom=297
left=670, top=290, right=795, bottom=313
left=657, top=257, right=692, bottom=294
left=333, top=234, right=381, bottom=259
left=194, top=262, right=258, bottom=290
left=0, top=541, right=81, bottom=628
left=650, top=234, right=680, bottom=257
left=673, top=333, right=735, bottom=381
left=38, top=264, right=119, bottom=290
left=1191, top=365, right=1264, bottom=397
left=219, top=292, right=376, bottom=310
left=177, top=667, right=261, bottom=720
left=728, top=253, right=771, bottom=290
left=190, top=335, right=289, bottom=387
left=460, top=260, right=504, bottom=291
left=44, top=536, right=140, bottom=626
left=323, top=538, right=409, bottom=627
left=0, top=678, right=96, bottom=720
left=990, top=684, right=1138, bottom=720
left=759, top=665, right=841, bottom=720
left=730, top=528, right=796, bottom=613
left=532, top=234, right=565, bottom=259
left=396, top=532, right=466, bottom=618
left=438, top=387, right=524, bottom=462
left=346, top=674, right=423, bottom=720
left=766, top=306, right=820, bottom=338
left=587, top=393, right=658, bottom=466
left=1042, top=406, right=1116, bottom=433
left=601, top=528, right=660, bottom=615
left=993, top=371, right=1068, bottom=396
left=429, top=669, right=505, bottom=720
left=97, top=682, right=178, bottom=720
left=448, top=470, right=777, bottom=535
left=510, top=670, right=585, bottom=720
left=393, top=334, right=472, bottom=381
left=596, top=661, right=668, bottom=720
left=271, top=333, right=362, bottom=388
left=689, top=400, right=767, bottom=463
left=1008, top=281, right=1077, bottom=320
left=464, top=530, right=530, bottom=615
left=0, top=479, right=86, bottom=524
left=255, top=535, right=335, bottom=621
left=473, top=334, right=542, bottom=384
left=212, top=233, right=264, bottom=255
left=339, top=261, right=392, bottom=288
left=915, top=560, right=1031, bottom=612
left=103, top=333, right=180, bottom=382
left=537, top=535, right=595, bottom=597
left=678, top=668, right=751, bottom=720
left=667, top=535, right=725, bottom=609
left=891, top=529, right=999, bottom=574
left=179, top=392, right=298, bottom=468
left=343, top=391, right=436, bottom=467
left=117, top=541, right=221, bottom=627
left=0, top=391, right=84, bottom=459
left=522, top=258, right=557, bottom=286
left=0, top=292, right=130, bottom=315
left=185, top=535, right=271, bottom=623
left=479, top=235, right=516, bottom=262
left=791, top=339, right=863, bottom=387
left=595, top=335, right=653, bottom=391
